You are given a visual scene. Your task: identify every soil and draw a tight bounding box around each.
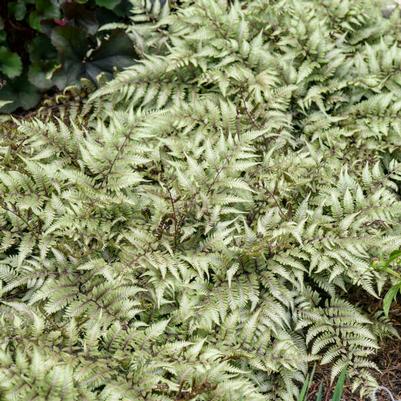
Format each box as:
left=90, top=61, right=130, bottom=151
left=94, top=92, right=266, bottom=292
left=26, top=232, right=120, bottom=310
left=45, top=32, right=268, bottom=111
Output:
left=308, top=302, right=401, bottom=401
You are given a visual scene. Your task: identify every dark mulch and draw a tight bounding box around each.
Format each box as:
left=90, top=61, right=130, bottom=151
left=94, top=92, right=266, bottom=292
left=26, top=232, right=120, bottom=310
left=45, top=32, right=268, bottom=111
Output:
left=373, top=304, right=401, bottom=401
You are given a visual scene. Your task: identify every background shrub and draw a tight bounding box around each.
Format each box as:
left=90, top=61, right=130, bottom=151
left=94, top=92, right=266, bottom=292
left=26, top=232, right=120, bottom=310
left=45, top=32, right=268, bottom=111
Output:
left=0, top=0, right=169, bottom=113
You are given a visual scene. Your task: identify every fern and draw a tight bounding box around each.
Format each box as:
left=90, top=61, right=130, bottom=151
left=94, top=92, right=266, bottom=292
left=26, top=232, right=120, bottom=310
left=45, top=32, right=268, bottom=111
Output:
left=1, top=0, right=401, bottom=400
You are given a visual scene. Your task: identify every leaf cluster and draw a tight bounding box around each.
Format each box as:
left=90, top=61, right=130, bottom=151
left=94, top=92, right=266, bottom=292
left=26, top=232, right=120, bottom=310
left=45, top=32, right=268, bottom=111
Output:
left=0, top=0, right=168, bottom=113
left=2, top=0, right=401, bottom=400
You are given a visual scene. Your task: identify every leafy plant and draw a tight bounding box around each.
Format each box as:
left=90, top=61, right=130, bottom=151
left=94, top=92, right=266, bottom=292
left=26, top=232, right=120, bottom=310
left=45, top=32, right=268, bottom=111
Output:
left=0, top=0, right=168, bottom=113
left=373, top=250, right=401, bottom=317
left=2, top=0, right=401, bottom=400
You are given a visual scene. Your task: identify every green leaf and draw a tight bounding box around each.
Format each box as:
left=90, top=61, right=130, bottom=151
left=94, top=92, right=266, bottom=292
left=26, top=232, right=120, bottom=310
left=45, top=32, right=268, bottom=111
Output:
left=50, top=26, right=88, bottom=89
left=29, top=11, right=42, bottom=31
left=8, top=1, right=27, bottom=21
left=389, top=250, right=401, bottom=259
left=107, top=0, right=131, bottom=17
left=85, top=30, right=136, bottom=81
left=51, top=61, right=83, bottom=90
left=50, top=27, right=133, bottom=90
left=297, top=365, right=316, bottom=401
left=28, top=65, right=54, bottom=90
left=297, top=377, right=311, bottom=401
left=51, top=26, right=89, bottom=61
left=35, top=0, right=60, bottom=19
left=385, top=249, right=401, bottom=267
left=29, top=36, right=58, bottom=65
left=331, top=368, right=347, bottom=401
left=95, top=0, right=121, bottom=10
left=383, top=284, right=400, bottom=317
left=0, top=75, right=40, bottom=113
left=27, top=36, right=58, bottom=90
left=0, top=47, right=22, bottom=78
left=51, top=28, right=135, bottom=90
left=62, top=3, right=99, bottom=35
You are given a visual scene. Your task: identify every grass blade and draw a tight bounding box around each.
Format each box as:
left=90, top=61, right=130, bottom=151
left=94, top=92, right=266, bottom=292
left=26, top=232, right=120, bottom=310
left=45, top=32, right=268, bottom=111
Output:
left=297, top=365, right=316, bottom=401
left=297, top=375, right=311, bottom=401
left=331, top=368, right=347, bottom=401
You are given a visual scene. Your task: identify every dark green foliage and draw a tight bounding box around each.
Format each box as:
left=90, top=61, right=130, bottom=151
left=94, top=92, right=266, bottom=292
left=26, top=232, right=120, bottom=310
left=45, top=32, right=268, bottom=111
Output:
left=0, top=0, right=167, bottom=113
